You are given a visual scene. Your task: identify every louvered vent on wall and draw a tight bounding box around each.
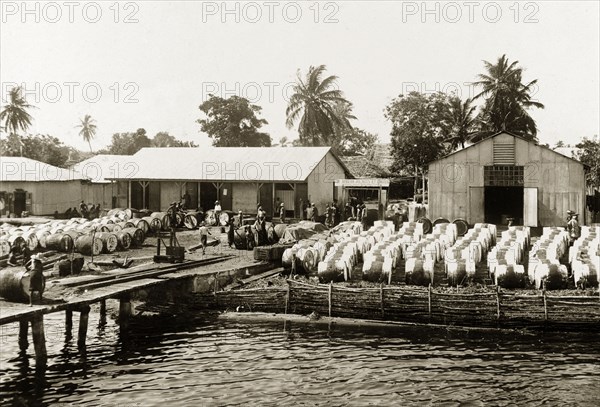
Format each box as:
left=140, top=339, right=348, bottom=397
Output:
left=493, top=140, right=515, bottom=165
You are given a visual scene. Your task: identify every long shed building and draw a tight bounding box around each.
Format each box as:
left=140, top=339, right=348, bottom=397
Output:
left=107, top=146, right=350, bottom=217
left=427, top=131, right=586, bottom=227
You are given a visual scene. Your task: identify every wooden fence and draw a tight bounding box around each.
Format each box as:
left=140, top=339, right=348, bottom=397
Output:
left=193, top=281, right=600, bottom=331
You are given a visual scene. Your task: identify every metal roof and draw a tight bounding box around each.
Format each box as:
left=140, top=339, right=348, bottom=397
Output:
left=71, top=154, right=140, bottom=183
left=1, top=156, right=84, bottom=182
left=105, top=147, right=347, bottom=182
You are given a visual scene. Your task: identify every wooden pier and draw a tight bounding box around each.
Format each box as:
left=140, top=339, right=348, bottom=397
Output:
left=0, top=256, right=274, bottom=366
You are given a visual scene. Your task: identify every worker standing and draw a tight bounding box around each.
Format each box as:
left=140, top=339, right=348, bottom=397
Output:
left=29, top=254, right=44, bottom=306
left=310, top=203, right=318, bottom=222
left=198, top=221, right=212, bottom=255
left=279, top=202, right=286, bottom=224
left=567, top=213, right=581, bottom=244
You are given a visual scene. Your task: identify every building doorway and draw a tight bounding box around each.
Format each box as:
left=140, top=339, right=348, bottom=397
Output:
left=485, top=186, right=524, bottom=225
left=13, top=190, right=27, bottom=217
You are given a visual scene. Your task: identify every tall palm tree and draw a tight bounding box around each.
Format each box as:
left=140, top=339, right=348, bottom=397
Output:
left=286, top=65, right=353, bottom=146
left=473, top=54, right=544, bottom=140
left=0, top=86, right=34, bottom=136
left=76, top=114, right=97, bottom=153
left=443, top=97, right=478, bottom=149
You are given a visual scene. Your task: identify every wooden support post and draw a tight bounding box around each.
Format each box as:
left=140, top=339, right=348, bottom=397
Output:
left=31, top=314, right=47, bottom=366
left=18, top=319, right=29, bottom=351
left=65, top=309, right=73, bottom=335
left=78, top=305, right=91, bottom=349
left=214, top=274, right=219, bottom=307
left=99, top=299, right=107, bottom=326
left=496, top=286, right=501, bottom=321
left=542, top=284, right=548, bottom=321
left=380, top=284, right=385, bottom=317
left=119, top=296, right=133, bottom=329
left=284, top=281, right=290, bottom=314
left=428, top=284, right=432, bottom=320
left=328, top=282, right=333, bottom=318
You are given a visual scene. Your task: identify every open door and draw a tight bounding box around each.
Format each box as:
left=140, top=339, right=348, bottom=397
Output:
left=523, top=187, right=538, bottom=227
left=469, top=187, right=484, bottom=224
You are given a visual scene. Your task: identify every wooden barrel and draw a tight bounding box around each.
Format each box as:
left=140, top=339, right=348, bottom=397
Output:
left=74, top=235, right=103, bottom=256
left=452, top=219, right=469, bottom=237
left=0, top=268, right=45, bottom=302
left=7, top=235, right=26, bottom=249
left=121, top=227, right=145, bottom=247
left=219, top=211, right=236, bottom=226
left=99, top=218, right=115, bottom=225
left=494, top=264, right=525, bottom=289
left=204, top=210, right=218, bottom=226
left=95, top=232, right=118, bottom=253
left=0, top=239, right=11, bottom=256
left=150, top=212, right=171, bottom=230
left=35, top=230, right=51, bottom=249
left=405, top=258, right=434, bottom=286
left=140, top=216, right=161, bottom=233
left=127, top=218, right=150, bottom=234
left=100, top=223, right=123, bottom=233
left=183, top=212, right=201, bottom=230
left=116, top=231, right=132, bottom=250
left=417, top=217, right=433, bottom=235
left=45, top=233, right=74, bottom=252
left=273, top=224, right=287, bottom=241
left=18, top=231, right=39, bottom=251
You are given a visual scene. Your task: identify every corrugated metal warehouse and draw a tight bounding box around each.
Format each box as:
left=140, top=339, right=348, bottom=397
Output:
left=0, top=156, right=84, bottom=216
left=428, top=131, right=586, bottom=227
left=71, top=154, right=134, bottom=209
left=107, top=146, right=350, bottom=217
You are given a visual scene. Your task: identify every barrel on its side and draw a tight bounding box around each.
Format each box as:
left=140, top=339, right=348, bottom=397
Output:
left=74, top=235, right=103, bottom=256
left=0, top=268, right=45, bottom=302
left=45, top=233, right=74, bottom=253
left=121, top=228, right=145, bottom=247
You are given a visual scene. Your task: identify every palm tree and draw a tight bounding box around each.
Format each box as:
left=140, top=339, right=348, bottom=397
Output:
left=286, top=65, right=353, bottom=146
left=443, top=97, right=478, bottom=149
left=76, top=114, right=97, bottom=152
left=473, top=54, right=544, bottom=140
left=0, top=86, right=34, bottom=136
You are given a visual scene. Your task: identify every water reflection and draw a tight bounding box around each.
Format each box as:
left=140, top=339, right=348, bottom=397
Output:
left=0, top=310, right=599, bottom=406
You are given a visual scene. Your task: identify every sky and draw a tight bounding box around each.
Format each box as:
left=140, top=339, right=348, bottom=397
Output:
left=1, top=1, right=599, bottom=152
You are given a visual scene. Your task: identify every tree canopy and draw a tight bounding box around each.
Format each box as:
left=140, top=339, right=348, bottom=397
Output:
left=0, top=86, right=34, bottom=136
left=0, top=133, right=71, bottom=167
left=197, top=95, right=271, bottom=147
left=100, top=129, right=196, bottom=155
left=473, top=54, right=544, bottom=141
left=76, top=114, right=97, bottom=153
left=574, top=136, right=600, bottom=189
left=286, top=65, right=354, bottom=146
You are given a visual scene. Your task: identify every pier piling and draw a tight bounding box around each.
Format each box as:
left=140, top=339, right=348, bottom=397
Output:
left=119, top=296, right=133, bottom=329
left=65, top=309, right=73, bottom=336
left=18, top=319, right=29, bottom=351
left=31, top=314, right=47, bottom=366
left=78, top=305, right=91, bottom=349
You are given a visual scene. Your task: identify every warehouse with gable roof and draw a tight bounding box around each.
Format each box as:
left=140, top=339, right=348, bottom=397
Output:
left=106, top=146, right=351, bottom=217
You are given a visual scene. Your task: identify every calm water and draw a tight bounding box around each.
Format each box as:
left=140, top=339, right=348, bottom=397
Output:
left=1, top=305, right=599, bottom=406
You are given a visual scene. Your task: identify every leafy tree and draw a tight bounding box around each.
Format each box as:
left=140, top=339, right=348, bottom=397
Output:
left=473, top=54, right=544, bottom=141
left=443, top=97, right=478, bottom=149
left=0, top=133, right=69, bottom=167
left=76, top=114, right=97, bottom=153
left=286, top=65, right=353, bottom=146
left=333, top=128, right=378, bottom=156
left=0, top=86, right=34, bottom=138
left=152, top=131, right=197, bottom=147
left=574, top=136, right=600, bottom=189
left=385, top=92, right=451, bottom=194
left=553, top=140, right=566, bottom=150
left=106, top=128, right=152, bottom=155
left=197, top=95, right=271, bottom=147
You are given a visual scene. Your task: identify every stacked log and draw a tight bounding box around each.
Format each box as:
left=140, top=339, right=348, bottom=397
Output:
left=570, top=226, right=599, bottom=288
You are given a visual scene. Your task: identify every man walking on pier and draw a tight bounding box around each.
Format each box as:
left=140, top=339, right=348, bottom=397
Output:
left=198, top=222, right=211, bottom=255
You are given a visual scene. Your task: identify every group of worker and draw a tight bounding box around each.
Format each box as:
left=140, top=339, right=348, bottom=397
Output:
left=64, top=201, right=102, bottom=220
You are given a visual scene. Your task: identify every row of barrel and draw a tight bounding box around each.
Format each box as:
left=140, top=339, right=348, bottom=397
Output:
left=528, top=227, right=570, bottom=289
left=0, top=208, right=183, bottom=257
left=570, top=226, right=600, bottom=288
left=487, top=226, right=529, bottom=288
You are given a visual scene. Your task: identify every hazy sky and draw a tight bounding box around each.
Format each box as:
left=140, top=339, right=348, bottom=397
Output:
left=1, top=1, right=598, bottom=151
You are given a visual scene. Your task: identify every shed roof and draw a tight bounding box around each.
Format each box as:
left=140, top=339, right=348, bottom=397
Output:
left=1, top=156, right=83, bottom=182
left=432, top=131, right=585, bottom=166
left=105, top=146, right=350, bottom=182
left=71, top=154, right=140, bottom=183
